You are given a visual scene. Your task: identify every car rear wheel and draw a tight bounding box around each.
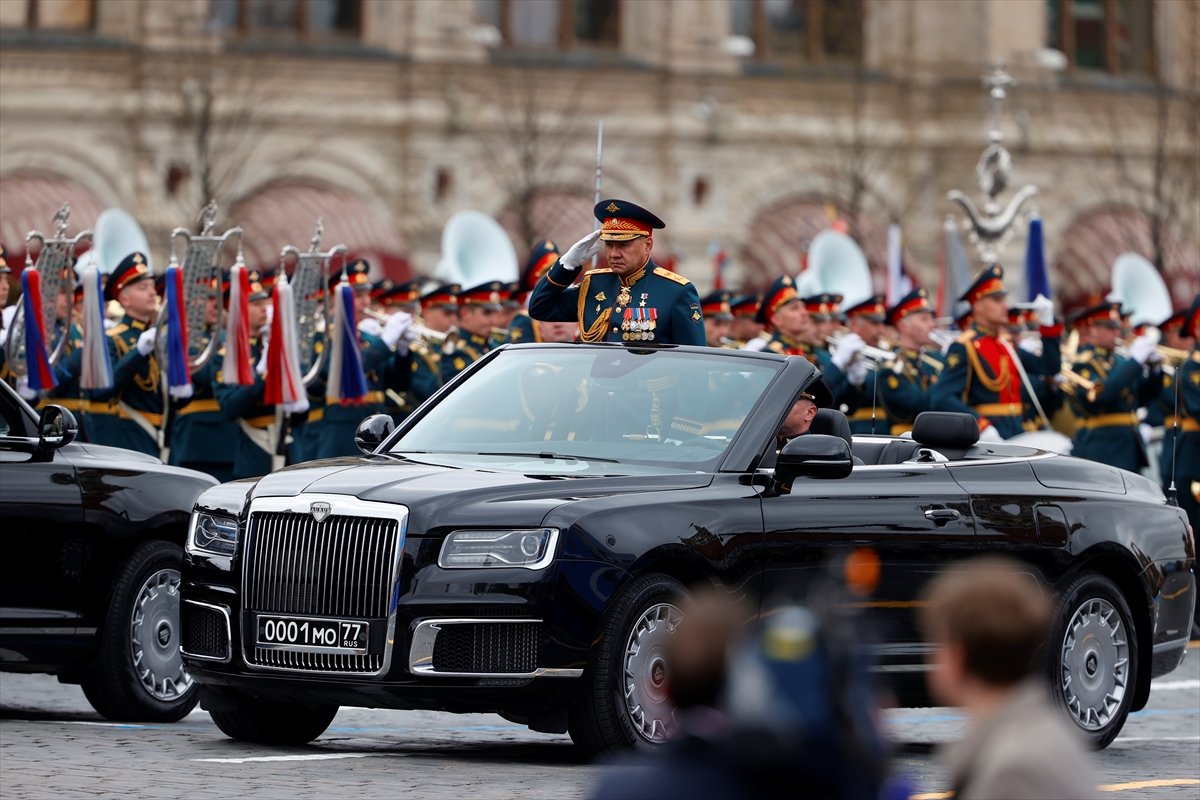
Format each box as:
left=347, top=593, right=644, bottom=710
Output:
left=82, top=540, right=198, bottom=722
left=1046, top=572, right=1138, bottom=749
left=568, top=573, right=686, bottom=759
left=210, top=699, right=339, bottom=745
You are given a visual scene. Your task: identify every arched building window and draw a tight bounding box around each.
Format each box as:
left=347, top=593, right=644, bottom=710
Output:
left=1048, top=0, right=1155, bottom=77
left=476, top=0, right=620, bottom=50
left=732, top=0, right=863, bottom=66
left=0, top=172, right=106, bottom=266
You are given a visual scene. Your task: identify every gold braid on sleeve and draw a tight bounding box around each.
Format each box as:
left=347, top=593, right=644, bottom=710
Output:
left=576, top=274, right=612, bottom=343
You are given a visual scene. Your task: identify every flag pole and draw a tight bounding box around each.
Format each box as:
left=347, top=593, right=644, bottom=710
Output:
left=591, top=120, right=603, bottom=270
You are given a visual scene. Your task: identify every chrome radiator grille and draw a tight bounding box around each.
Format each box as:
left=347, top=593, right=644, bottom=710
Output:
left=243, top=508, right=401, bottom=674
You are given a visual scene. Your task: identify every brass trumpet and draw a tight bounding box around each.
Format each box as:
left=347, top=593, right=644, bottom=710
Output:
left=362, top=308, right=451, bottom=343
left=1058, top=366, right=1098, bottom=402
left=826, top=334, right=895, bottom=365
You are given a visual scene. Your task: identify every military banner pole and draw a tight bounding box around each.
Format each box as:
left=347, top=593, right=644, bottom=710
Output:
left=591, top=120, right=603, bottom=269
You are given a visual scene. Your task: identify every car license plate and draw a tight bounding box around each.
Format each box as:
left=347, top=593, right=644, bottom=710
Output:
left=256, top=615, right=370, bottom=653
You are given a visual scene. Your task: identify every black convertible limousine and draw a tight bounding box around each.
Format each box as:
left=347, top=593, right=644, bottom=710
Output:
left=180, top=344, right=1195, bottom=755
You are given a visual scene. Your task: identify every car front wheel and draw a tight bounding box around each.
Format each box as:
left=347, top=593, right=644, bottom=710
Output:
left=1046, top=572, right=1138, bottom=749
left=568, top=573, right=686, bottom=759
left=82, top=540, right=198, bottom=722
left=210, top=699, right=339, bottom=745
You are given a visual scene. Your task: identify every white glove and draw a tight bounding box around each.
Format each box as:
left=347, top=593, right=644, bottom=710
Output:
left=1126, top=330, right=1159, bottom=364
left=1138, top=422, right=1154, bottom=446
left=831, top=333, right=864, bottom=370
left=1031, top=293, right=1055, bottom=327
left=358, top=318, right=382, bottom=337
left=381, top=311, right=414, bottom=351
left=256, top=346, right=269, bottom=377
left=979, top=424, right=1004, bottom=442
left=169, top=383, right=194, bottom=400
left=16, top=375, right=37, bottom=401
left=559, top=229, right=603, bottom=271
left=1017, top=335, right=1042, bottom=355
left=136, top=327, right=157, bottom=356
left=847, top=360, right=868, bottom=387
left=1053, top=373, right=1070, bottom=387
left=283, top=397, right=310, bottom=414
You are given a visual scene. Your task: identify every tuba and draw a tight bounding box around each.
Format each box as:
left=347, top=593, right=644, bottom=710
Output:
left=154, top=201, right=242, bottom=374
left=797, top=230, right=873, bottom=310
left=1108, top=253, right=1173, bottom=329
left=4, top=204, right=93, bottom=378
left=281, top=218, right=347, bottom=385
left=434, top=211, right=518, bottom=287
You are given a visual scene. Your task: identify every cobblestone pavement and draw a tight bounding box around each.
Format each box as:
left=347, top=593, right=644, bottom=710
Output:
left=2, top=646, right=1197, bottom=799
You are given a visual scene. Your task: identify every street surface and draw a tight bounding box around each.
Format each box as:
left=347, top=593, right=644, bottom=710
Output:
left=2, top=644, right=1197, bottom=799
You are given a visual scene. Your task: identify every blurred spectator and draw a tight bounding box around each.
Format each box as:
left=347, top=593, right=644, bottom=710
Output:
left=920, top=558, right=1099, bottom=800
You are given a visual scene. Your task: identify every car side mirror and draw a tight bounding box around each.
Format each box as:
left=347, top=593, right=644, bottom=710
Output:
left=38, top=404, right=78, bottom=451
left=355, top=414, right=395, bottom=455
left=775, top=434, right=852, bottom=485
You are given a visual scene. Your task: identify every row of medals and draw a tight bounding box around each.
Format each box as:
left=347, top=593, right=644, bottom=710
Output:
left=620, top=305, right=657, bottom=341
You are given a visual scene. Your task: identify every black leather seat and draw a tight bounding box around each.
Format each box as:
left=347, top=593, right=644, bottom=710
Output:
left=809, top=409, right=864, bottom=466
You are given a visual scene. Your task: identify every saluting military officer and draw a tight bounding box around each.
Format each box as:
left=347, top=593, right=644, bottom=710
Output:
left=1062, top=301, right=1162, bottom=473
left=529, top=199, right=705, bottom=346
left=930, top=265, right=1061, bottom=441
left=879, top=288, right=942, bottom=435
left=508, top=240, right=560, bottom=344
left=85, top=252, right=163, bottom=456
left=214, top=271, right=277, bottom=479
left=442, top=281, right=504, bottom=383
left=758, top=276, right=812, bottom=357
left=303, top=259, right=416, bottom=460
left=698, top=290, right=734, bottom=347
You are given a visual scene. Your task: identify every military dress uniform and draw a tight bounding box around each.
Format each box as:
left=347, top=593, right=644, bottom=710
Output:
left=803, top=292, right=852, bottom=408
left=47, top=319, right=89, bottom=440
left=1174, top=298, right=1200, bottom=625
left=757, top=276, right=811, bottom=359
left=837, top=296, right=890, bottom=435
left=409, top=283, right=458, bottom=407
left=215, top=334, right=277, bottom=479
left=930, top=265, right=1062, bottom=440
left=879, top=289, right=942, bottom=435
left=508, top=240, right=561, bottom=345
left=1152, top=309, right=1189, bottom=486
left=528, top=200, right=705, bottom=346
left=1063, top=303, right=1161, bottom=473
left=724, top=293, right=761, bottom=349
left=169, top=330, right=239, bottom=482
left=85, top=254, right=163, bottom=457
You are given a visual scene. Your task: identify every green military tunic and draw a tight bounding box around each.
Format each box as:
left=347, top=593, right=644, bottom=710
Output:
left=85, top=315, right=162, bottom=457
left=879, top=347, right=943, bottom=435
left=168, top=331, right=240, bottom=482
left=214, top=336, right=277, bottom=479
left=441, top=331, right=493, bottom=384
left=1062, top=344, right=1160, bottom=473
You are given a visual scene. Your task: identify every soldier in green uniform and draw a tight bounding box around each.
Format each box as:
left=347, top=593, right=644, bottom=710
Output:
left=45, top=274, right=88, bottom=438
left=1153, top=309, right=1192, bottom=489
left=801, top=292, right=853, bottom=411
left=302, top=259, right=416, bottom=460
left=168, top=274, right=240, bottom=481
left=442, top=281, right=504, bottom=383
left=85, top=253, right=163, bottom=456
left=1063, top=301, right=1163, bottom=473
left=369, top=279, right=424, bottom=424
left=1174, top=297, right=1200, bottom=628
left=835, top=295, right=889, bottom=435
left=409, top=283, right=458, bottom=407
left=698, top=290, right=733, bottom=347
left=727, top=293, right=763, bottom=349
left=758, top=276, right=812, bottom=358
left=214, top=272, right=277, bottom=479
left=879, top=288, right=942, bottom=435
left=529, top=199, right=705, bottom=346
left=508, top=240, right=560, bottom=344
left=931, top=265, right=1062, bottom=441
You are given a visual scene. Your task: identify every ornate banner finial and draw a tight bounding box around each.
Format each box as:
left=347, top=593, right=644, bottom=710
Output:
left=198, top=200, right=219, bottom=236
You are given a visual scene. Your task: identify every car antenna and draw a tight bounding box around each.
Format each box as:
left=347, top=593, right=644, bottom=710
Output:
left=1166, top=361, right=1180, bottom=508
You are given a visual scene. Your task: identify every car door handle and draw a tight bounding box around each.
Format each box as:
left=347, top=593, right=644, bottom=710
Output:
left=924, top=508, right=961, bottom=525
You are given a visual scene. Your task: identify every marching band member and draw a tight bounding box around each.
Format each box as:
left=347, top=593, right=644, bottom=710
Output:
left=494, top=281, right=522, bottom=347
left=410, top=283, right=458, bottom=407
left=1154, top=308, right=1195, bottom=494
left=802, top=292, right=852, bottom=408
left=1009, top=306, right=1062, bottom=431
left=837, top=295, right=889, bottom=434
left=374, top=279, right=424, bottom=423
left=85, top=252, right=163, bottom=456
left=931, top=265, right=1061, bottom=441
left=44, top=270, right=88, bottom=437
left=508, top=240, right=560, bottom=344
left=727, top=293, right=763, bottom=349
left=1176, top=298, right=1200, bottom=615
left=1063, top=301, right=1162, bottom=473
left=529, top=199, right=705, bottom=346
left=442, top=281, right=504, bottom=383
left=698, top=290, right=734, bottom=347
left=880, top=288, right=942, bottom=435
left=214, top=271, right=277, bottom=479
left=758, top=276, right=811, bottom=357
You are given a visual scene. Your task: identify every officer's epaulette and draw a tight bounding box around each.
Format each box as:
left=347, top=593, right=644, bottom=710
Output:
left=652, top=266, right=690, bottom=286
left=767, top=340, right=786, bottom=354
left=955, top=330, right=975, bottom=344
left=1190, top=350, right=1200, bottom=363
left=108, top=323, right=129, bottom=336
left=583, top=267, right=613, bottom=276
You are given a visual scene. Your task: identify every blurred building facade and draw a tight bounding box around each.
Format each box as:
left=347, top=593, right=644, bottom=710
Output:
left=1, top=0, right=1197, bottom=308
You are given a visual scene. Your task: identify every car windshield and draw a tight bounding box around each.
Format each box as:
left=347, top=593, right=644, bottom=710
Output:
left=391, top=347, right=780, bottom=471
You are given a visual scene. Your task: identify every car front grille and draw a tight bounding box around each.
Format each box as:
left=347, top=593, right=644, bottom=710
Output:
left=431, top=622, right=541, bottom=674
left=243, top=510, right=400, bottom=674
left=181, top=601, right=230, bottom=662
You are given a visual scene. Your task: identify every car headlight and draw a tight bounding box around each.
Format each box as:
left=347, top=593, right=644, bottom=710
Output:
left=187, top=511, right=239, bottom=557
left=438, top=528, right=559, bottom=569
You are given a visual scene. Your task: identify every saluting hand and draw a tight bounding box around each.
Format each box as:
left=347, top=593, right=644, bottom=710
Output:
left=560, top=229, right=603, bottom=271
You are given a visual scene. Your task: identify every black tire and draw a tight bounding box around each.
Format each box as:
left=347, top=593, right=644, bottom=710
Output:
left=210, top=699, right=339, bottom=745
left=81, top=540, right=198, bottom=722
left=1045, top=572, right=1139, bottom=749
left=568, top=573, right=686, bottom=760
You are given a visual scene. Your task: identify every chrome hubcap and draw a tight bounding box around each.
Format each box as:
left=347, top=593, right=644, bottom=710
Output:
left=1059, top=596, right=1129, bottom=731
left=622, top=602, right=683, bottom=744
left=130, top=568, right=193, bottom=702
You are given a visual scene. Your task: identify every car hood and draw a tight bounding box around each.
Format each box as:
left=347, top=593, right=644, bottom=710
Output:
left=244, top=455, right=712, bottom=531
left=67, top=441, right=218, bottom=485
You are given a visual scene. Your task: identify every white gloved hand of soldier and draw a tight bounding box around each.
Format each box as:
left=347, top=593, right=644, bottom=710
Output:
left=282, top=397, right=310, bottom=414
left=847, top=360, right=868, bottom=387
left=256, top=345, right=269, bottom=377
left=16, top=375, right=38, bottom=401
left=831, top=332, right=864, bottom=371
left=978, top=424, right=1004, bottom=443
left=1138, top=422, right=1154, bottom=447
left=358, top=317, right=382, bottom=337
left=1126, top=330, right=1160, bottom=364
left=136, top=327, right=157, bottom=356
left=1017, top=335, right=1042, bottom=355
left=1031, top=293, right=1055, bottom=327
left=169, top=383, right=194, bottom=400
left=381, top=311, right=414, bottom=352
left=559, top=229, right=603, bottom=271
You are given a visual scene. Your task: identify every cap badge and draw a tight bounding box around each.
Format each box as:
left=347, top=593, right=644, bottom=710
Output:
left=606, top=202, right=620, bottom=213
